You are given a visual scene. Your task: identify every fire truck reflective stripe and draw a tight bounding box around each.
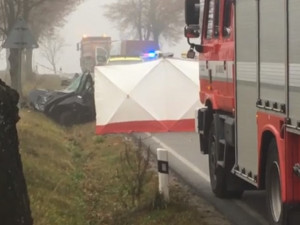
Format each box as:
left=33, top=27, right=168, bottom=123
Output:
left=261, top=63, right=285, bottom=86
left=290, top=64, right=300, bottom=88
left=237, top=62, right=257, bottom=82
left=237, top=62, right=300, bottom=88
left=199, top=61, right=234, bottom=81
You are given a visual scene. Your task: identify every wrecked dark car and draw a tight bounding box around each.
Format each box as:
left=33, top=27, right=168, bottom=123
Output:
left=28, top=72, right=95, bottom=126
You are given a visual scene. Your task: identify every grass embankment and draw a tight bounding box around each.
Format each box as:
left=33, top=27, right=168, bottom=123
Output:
left=17, top=109, right=212, bottom=225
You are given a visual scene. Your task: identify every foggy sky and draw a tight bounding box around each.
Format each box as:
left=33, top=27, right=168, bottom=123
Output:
left=53, top=0, right=188, bottom=74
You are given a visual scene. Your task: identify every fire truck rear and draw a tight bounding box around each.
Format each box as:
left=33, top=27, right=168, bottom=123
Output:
left=184, top=0, right=300, bottom=224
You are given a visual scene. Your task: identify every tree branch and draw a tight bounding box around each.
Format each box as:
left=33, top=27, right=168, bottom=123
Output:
left=28, top=0, right=47, bottom=10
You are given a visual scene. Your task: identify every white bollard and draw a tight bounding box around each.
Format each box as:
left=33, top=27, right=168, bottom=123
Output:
left=157, top=148, right=169, bottom=202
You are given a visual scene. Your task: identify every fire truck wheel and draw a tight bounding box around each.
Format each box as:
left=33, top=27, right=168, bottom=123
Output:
left=208, top=121, right=226, bottom=198
left=266, top=139, right=286, bottom=225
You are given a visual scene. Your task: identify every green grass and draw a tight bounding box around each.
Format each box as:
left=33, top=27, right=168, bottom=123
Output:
left=19, top=111, right=86, bottom=225
left=17, top=109, right=226, bottom=225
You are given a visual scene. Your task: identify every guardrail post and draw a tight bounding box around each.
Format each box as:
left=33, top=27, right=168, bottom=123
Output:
left=157, top=148, right=169, bottom=202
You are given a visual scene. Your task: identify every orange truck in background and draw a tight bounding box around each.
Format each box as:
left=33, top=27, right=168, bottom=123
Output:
left=77, top=36, right=111, bottom=73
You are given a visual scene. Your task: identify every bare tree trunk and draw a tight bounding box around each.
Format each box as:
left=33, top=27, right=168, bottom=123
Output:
left=21, top=51, right=26, bottom=84
left=8, top=48, right=24, bottom=104
left=137, top=0, right=143, bottom=40
left=23, top=0, right=35, bottom=81
left=5, top=49, right=10, bottom=72
left=25, top=49, right=34, bottom=80
left=53, top=64, right=57, bottom=75
left=9, top=49, right=19, bottom=91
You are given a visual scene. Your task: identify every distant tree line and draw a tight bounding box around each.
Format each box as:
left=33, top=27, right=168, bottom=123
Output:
left=104, top=0, right=184, bottom=46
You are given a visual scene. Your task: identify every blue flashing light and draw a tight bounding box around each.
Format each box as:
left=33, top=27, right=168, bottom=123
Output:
left=143, top=50, right=158, bottom=59
left=147, top=51, right=156, bottom=58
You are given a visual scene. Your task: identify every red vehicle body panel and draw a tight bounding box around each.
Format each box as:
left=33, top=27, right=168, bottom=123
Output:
left=256, top=112, right=300, bottom=202
left=199, top=0, right=235, bottom=113
left=200, top=79, right=234, bottom=112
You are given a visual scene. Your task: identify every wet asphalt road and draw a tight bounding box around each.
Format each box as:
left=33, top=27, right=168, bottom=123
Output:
left=133, top=132, right=269, bottom=225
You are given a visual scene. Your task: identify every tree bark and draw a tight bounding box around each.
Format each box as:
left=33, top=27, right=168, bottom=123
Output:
left=8, top=48, right=24, bottom=104
left=23, top=0, right=35, bottom=80
left=0, top=80, right=33, bottom=225
left=8, top=49, right=19, bottom=91
left=25, top=50, right=34, bottom=80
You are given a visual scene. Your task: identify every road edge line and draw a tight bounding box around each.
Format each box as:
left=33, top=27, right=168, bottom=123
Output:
left=149, top=134, right=210, bottom=183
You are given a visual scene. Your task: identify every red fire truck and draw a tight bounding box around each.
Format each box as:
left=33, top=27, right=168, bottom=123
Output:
left=184, top=0, right=300, bottom=224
